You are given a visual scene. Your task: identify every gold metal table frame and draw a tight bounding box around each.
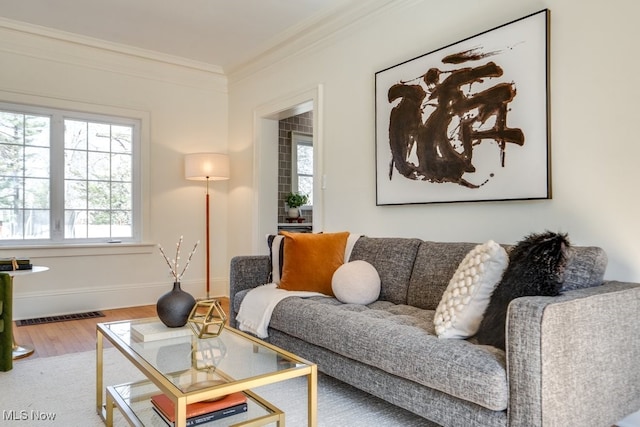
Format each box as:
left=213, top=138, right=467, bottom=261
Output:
left=9, top=266, right=49, bottom=359
left=96, top=318, right=318, bottom=427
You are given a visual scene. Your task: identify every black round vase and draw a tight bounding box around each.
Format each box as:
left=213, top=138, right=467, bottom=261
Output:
left=156, top=282, right=196, bottom=327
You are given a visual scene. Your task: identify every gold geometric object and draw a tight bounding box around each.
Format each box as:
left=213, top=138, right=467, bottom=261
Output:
left=187, top=299, right=227, bottom=338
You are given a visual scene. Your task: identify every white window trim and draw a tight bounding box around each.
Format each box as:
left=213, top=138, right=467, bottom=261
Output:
left=0, top=97, right=150, bottom=248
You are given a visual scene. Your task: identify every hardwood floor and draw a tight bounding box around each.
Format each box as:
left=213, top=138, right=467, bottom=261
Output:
left=11, top=298, right=229, bottom=360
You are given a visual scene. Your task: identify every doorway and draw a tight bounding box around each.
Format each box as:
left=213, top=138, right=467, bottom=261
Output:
left=252, top=85, right=324, bottom=253
left=277, top=113, right=313, bottom=231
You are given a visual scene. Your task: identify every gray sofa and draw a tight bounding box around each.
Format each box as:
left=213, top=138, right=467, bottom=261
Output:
left=229, top=237, right=640, bottom=427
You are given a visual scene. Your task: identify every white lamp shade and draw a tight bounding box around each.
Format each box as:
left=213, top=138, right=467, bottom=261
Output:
left=185, top=153, right=230, bottom=181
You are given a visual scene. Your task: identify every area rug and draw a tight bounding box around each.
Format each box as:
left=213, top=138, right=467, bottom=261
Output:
left=0, top=349, right=433, bottom=426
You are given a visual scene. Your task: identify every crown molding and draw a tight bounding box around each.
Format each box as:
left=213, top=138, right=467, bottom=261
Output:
left=0, top=0, right=418, bottom=86
left=0, top=16, right=225, bottom=76
left=227, top=0, right=417, bottom=84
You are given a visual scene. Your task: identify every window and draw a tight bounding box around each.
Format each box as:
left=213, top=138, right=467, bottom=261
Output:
left=291, top=131, right=313, bottom=207
left=0, top=102, right=140, bottom=244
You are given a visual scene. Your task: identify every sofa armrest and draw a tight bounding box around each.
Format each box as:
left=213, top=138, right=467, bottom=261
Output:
left=506, top=281, right=640, bottom=427
left=228, top=255, right=270, bottom=327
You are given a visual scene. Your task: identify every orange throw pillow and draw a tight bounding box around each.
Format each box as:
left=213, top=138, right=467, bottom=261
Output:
left=278, top=231, right=350, bottom=296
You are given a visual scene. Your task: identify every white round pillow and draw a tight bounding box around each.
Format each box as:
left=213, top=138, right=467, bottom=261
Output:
left=332, top=260, right=381, bottom=305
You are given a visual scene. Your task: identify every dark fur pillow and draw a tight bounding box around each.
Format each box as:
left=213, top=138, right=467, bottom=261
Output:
left=474, top=231, right=570, bottom=350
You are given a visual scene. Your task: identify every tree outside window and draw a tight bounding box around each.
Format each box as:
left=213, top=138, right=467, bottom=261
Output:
left=0, top=103, right=139, bottom=244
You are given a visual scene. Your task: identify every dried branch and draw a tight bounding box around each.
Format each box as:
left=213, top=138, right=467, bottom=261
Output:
left=158, top=236, right=199, bottom=282
left=178, top=240, right=199, bottom=281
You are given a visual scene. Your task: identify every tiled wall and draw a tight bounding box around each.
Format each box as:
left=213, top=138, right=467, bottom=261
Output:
left=278, top=111, right=313, bottom=225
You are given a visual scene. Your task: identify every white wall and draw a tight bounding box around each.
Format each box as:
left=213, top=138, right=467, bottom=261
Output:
left=228, top=0, right=640, bottom=282
left=3, top=0, right=638, bottom=320
left=0, top=25, right=229, bottom=318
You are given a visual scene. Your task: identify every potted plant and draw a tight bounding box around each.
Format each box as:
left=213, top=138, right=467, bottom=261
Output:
left=285, top=192, right=309, bottom=218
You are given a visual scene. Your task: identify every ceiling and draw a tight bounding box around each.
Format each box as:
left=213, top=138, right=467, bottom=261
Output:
left=0, top=0, right=357, bottom=72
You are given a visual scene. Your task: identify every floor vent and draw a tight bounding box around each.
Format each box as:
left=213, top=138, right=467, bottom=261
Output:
left=16, top=311, right=105, bottom=326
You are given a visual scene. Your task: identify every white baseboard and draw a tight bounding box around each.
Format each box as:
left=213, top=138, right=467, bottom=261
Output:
left=12, top=278, right=228, bottom=320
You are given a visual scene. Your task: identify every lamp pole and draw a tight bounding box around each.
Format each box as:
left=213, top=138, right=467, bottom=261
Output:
left=205, top=176, right=210, bottom=299
left=184, top=152, right=229, bottom=300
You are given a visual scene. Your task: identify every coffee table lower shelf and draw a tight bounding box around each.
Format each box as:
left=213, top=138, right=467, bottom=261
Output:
left=103, top=380, right=284, bottom=427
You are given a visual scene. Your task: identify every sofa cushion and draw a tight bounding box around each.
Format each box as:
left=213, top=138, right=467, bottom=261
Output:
left=562, top=246, right=607, bottom=291
left=434, top=240, right=508, bottom=339
left=332, top=260, right=381, bottom=305
left=348, top=237, right=422, bottom=305
left=407, top=241, right=608, bottom=311
left=278, top=231, right=349, bottom=295
left=268, top=296, right=508, bottom=411
left=407, top=242, right=479, bottom=310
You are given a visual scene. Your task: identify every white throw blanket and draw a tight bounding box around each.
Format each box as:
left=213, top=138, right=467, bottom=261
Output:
left=236, top=283, right=324, bottom=338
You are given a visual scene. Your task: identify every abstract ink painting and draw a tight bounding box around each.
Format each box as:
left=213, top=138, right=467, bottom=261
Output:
left=375, top=9, right=550, bottom=205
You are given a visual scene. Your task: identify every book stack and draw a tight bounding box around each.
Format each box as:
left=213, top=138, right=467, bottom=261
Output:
left=130, top=321, right=193, bottom=342
left=0, top=257, right=32, bottom=271
left=151, top=391, right=248, bottom=426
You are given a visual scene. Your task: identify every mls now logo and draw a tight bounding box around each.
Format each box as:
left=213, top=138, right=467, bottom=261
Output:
left=3, top=410, right=56, bottom=421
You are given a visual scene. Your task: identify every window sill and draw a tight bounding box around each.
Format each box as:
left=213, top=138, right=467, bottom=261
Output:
left=0, top=242, right=156, bottom=258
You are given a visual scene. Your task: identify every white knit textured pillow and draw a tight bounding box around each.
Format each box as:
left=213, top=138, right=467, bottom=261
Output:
left=434, top=240, right=508, bottom=339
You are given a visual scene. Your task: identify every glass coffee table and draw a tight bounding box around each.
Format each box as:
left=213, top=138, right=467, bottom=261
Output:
left=96, top=318, right=317, bottom=427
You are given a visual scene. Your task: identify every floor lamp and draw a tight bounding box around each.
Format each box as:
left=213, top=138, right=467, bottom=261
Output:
left=185, top=153, right=230, bottom=299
